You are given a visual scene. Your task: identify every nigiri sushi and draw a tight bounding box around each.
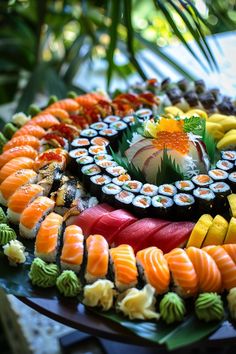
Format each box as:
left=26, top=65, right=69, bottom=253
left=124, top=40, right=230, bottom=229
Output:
left=3, top=135, right=40, bottom=152
left=203, top=245, right=236, bottom=290
left=19, top=196, right=55, bottom=238
left=186, top=247, right=222, bottom=292
left=85, top=235, right=109, bottom=283
left=43, top=108, right=71, bottom=123
left=48, top=98, right=79, bottom=112
left=0, top=169, right=37, bottom=206
left=37, top=163, right=64, bottom=196
left=7, top=184, right=44, bottom=224
left=26, top=113, right=59, bottom=128
left=136, top=246, right=170, bottom=294
left=222, top=244, right=236, bottom=264
left=0, top=146, right=38, bottom=169
left=60, top=225, right=84, bottom=273
left=164, top=248, right=198, bottom=297
left=110, top=244, right=138, bottom=291
left=35, top=212, right=63, bottom=262
left=34, top=148, right=68, bottom=171
left=0, top=157, right=35, bottom=184
left=13, top=124, right=46, bottom=139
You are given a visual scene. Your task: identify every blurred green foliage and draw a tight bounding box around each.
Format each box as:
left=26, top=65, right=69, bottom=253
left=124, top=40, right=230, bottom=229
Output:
left=0, top=0, right=234, bottom=111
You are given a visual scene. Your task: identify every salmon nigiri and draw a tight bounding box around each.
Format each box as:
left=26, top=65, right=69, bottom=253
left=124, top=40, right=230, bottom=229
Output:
left=203, top=245, right=236, bottom=290
left=3, top=135, right=40, bottom=152
left=26, top=113, right=59, bottom=128
left=60, top=225, right=84, bottom=273
left=85, top=234, right=109, bottom=283
left=0, top=157, right=35, bottom=184
left=136, top=246, right=170, bottom=294
left=0, top=146, right=38, bottom=169
left=42, top=108, right=71, bottom=123
left=222, top=244, right=236, bottom=264
left=110, top=244, right=138, bottom=291
left=13, top=124, right=46, bottom=139
left=19, top=196, right=55, bottom=238
left=7, top=184, right=44, bottom=224
left=35, top=212, right=63, bottom=262
left=164, top=248, right=198, bottom=297
left=48, top=99, right=79, bottom=112
left=0, top=169, right=37, bottom=206
left=186, top=247, right=222, bottom=292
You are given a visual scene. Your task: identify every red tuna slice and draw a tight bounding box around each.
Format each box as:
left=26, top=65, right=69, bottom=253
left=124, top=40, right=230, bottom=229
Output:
left=150, top=221, right=195, bottom=253
left=67, top=203, right=114, bottom=236
left=90, top=209, right=138, bottom=245
left=113, top=218, right=170, bottom=253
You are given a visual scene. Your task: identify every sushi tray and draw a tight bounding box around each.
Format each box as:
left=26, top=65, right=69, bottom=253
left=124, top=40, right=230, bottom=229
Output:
left=1, top=78, right=236, bottom=350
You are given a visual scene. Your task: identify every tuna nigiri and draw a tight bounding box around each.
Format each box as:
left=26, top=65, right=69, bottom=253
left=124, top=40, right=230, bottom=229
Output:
left=136, top=246, right=170, bottom=294
left=60, top=225, right=84, bottom=273
left=110, top=244, right=138, bottom=291
left=0, top=146, right=38, bottom=169
left=85, top=235, right=109, bottom=283
left=13, top=124, right=46, bottom=139
left=203, top=245, right=236, bottom=290
left=3, top=135, right=40, bottom=152
left=35, top=212, right=63, bottom=262
left=0, top=157, right=35, bottom=184
left=7, top=184, right=44, bottom=224
left=0, top=169, right=37, bottom=206
left=26, top=113, right=59, bottom=128
left=165, top=248, right=198, bottom=297
left=19, top=196, right=55, bottom=238
left=186, top=247, right=222, bottom=292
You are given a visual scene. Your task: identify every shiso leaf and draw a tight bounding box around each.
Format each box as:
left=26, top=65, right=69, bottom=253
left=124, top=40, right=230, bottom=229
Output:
left=202, top=129, right=220, bottom=165
left=183, top=116, right=205, bottom=137
left=155, top=148, right=185, bottom=185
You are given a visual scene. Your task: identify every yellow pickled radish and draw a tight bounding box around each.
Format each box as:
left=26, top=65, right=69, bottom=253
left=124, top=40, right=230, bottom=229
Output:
left=227, top=194, right=236, bottom=218
left=186, top=214, right=213, bottom=248
left=206, top=122, right=224, bottom=141
left=185, top=109, right=208, bottom=120
left=202, top=215, right=228, bottom=246
left=164, top=106, right=184, bottom=116
left=217, top=133, right=236, bottom=150
left=224, top=217, right=236, bottom=244
left=220, top=117, right=236, bottom=132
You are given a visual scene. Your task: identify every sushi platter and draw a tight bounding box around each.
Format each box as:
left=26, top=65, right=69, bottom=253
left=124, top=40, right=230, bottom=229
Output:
left=1, top=78, right=236, bottom=349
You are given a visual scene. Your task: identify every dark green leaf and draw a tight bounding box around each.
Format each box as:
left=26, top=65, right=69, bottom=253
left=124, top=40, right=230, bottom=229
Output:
left=183, top=116, right=205, bottom=136
left=156, top=149, right=185, bottom=185
left=202, top=130, right=220, bottom=165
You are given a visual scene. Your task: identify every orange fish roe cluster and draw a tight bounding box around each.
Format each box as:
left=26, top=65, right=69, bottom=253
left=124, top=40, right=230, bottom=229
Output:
left=152, top=131, right=189, bottom=154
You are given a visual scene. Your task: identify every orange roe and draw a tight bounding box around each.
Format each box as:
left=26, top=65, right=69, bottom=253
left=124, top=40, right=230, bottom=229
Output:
left=152, top=131, right=189, bottom=154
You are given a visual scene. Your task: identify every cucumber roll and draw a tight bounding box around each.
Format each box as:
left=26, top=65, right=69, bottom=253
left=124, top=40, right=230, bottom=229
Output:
left=123, top=180, right=143, bottom=194
left=228, top=172, right=236, bottom=192
left=104, top=115, right=121, bottom=123
left=140, top=183, right=158, bottom=197
left=208, top=169, right=228, bottom=182
left=159, top=184, right=177, bottom=197
left=132, top=195, right=152, bottom=217
left=151, top=195, right=174, bottom=219
left=76, top=156, right=94, bottom=178
left=89, top=145, right=107, bottom=156
left=173, top=193, right=195, bottom=220
left=71, top=138, right=90, bottom=149
left=80, top=128, right=98, bottom=140
left=175, top=180, right=195, bottom=194
left=221, top=151, right=236, bottom=161
left=89, top=174, right=112, bottom=200
left=90, top=122, right=108, bottom=130
left=192, top=174, right=213, bottom=187
left=193, top=187, right=216, bottom=216
left=81, top=164, right=101, bottom=190
left=115, top=190, right=135, bottom=210
left=216, top=159, right=234, bottom=172
left=101, top=183, right=122, bottom=204
left=210, top=182, right=231, bottom=213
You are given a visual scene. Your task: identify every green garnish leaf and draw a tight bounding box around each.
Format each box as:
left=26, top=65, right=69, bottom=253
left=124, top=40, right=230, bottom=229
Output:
left=202, top=129, right=220, bottom=165
left=155, top=148, right=185, bottom=185
left=183, top=116, right=205, bottom=136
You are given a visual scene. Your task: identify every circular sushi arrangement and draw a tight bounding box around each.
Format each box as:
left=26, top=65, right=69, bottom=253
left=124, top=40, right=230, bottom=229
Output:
left=1, top=81, right=236, bottom=348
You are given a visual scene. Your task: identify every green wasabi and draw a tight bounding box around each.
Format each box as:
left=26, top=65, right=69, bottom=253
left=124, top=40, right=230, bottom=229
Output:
left=3, top=123, right=18, bottom=140
left=47, top=95, right=58, bottom=106
left=56, top=270, right=81, bottom=297
left=0, top=133, right=8, bottom=153
left=195, top=293, right=224, bottom=322
left=28, top=104, right=41, bottom=116
left=0, top=224, right=16, bottom=246
left=159, top=292, right=186, bottom=324
left=0, top=208, right=7, bottom=224
left=29, top=258, right=59, bottom=288
left=67, top=91, right=77, bottom=99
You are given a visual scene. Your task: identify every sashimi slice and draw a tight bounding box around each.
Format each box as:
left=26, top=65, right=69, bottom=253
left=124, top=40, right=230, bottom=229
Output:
left=3, top=135, right=40, bottom=152
left=125, top=138, right=153, bottom=162
left=0, top=157, right=35, bottom=184
left=66, top=203, right=114, bottom=236
left=113, top=218, right=170, bottom=253
left=13, top=124, right=46, bottom=139
left=0, top=146, right=38, bottom=169
left=90, top=209, right=137, bottom=245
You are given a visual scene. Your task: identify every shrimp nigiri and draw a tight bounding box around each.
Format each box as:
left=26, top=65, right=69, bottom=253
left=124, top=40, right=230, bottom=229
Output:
left=60, top=225, right=84, bottom=273
left=3, top=135, right=40, bottom=152
left=0, top=169, right=37, bottom=206
left=0, top=157, right=35, bottom=184
left=165, top=248, right=198, bottom=297
left=136, top=246, right=170, bottom=294
left=13, top=124, right=46, bottom=139
left=0, top=146, right=38, bottom=169
left=85, top=235, right=109, bottom=283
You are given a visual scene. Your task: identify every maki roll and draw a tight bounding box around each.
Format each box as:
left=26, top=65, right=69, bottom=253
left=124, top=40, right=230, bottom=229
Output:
left=208, top=169, right=228, bottom=182
left=76, top=156, right=94, bottom=178
left=71, top=138, right=90, bottom=149
left=104, top=115, right=121, bottom=123
left=184, top=91, right=199, bottom=107
left=80, top=128, right=98, bottom=140
left=173, top=193, right=195, bottom=220
left=89, top=174, right=112, bottom=200
left=81, top=164, right=101, bottom=189
left=110, top=121, right=128, bottom=137
left=221, top=151, right=236, bottom=161
left=177, top=79, right=189, bottom=92
left=123, top=115, right=135, bottom=125
left=90, top=122, right=108, bottom=130
left=193, top=187, right=216, bottom=216
left=216, top=159, right=234, bottom=172
left=112, top=174, right=131, bottom=186
left=96, top=160, right=117, bottom=170
left=69, top=148, right=88, bottom=171
left=101, top=183, right=122, bottom=204
left=115, top=190, right=135, bottom=209
left=123, top=180, right=142, bottom=194
left=194, top=79, right=206, bottom=94
left=106, top=166, right=127, bottom=178
left=192, top=174, right=213, bottom=187
left=91, top=137, right=110, bottom=147
left=135, top=108, right=152, bottom=120
left=140, top=183, right=158, bottom=197
left=94, top=153, right=113, bottom=162
left=175, top=180, right=195, bottom=194
left=228, top=172, right=236, bottom=193
left=132, top=195, right=151, bottom=217
left=151, top=195, right=174, bottom=219
left=88, top=145, right=107, bottom=156
left=210, top=181, right=231, bottom=212
left=99, top=128, right=119, bottom=148
left=159, top=184, right=177, bottom=197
